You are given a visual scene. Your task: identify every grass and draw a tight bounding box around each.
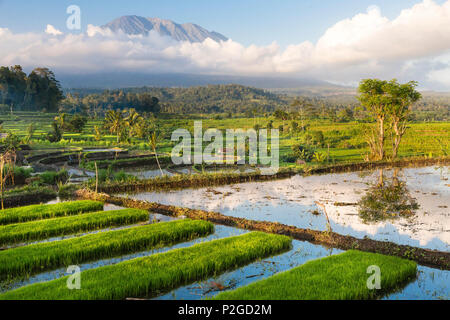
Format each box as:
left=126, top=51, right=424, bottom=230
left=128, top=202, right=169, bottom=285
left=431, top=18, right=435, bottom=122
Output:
left=1, top=112, right=448, bottom=166
left=0, top=201, right=104, bottom=225
left=81, top=155, right=172, bottom=170
left=1, top=185, right=58, bottom=208
left=213, top=250, right=417, bottom=300
left=0, top=232, right=291, bottom=300
left=0, top=219, right=214, bottom=281
left=0, top=209, right=149, bottom=246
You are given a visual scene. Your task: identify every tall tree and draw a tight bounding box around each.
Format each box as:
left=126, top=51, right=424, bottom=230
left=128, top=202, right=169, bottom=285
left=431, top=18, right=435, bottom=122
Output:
left=0, top=66, right=27, bottom=113
left=104, top=110, right=124, bottom=143
left=358, top=79, right=392, bottom=160
left=124, top=108, right=143, bottom=139
left=385, top=80, right=421, bottom=159
left=25, top=68, right=63, bottom=112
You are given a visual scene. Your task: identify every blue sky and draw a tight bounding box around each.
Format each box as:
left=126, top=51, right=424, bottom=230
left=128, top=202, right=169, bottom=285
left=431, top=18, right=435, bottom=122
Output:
left=1, top=0, right=450, bottom=89
left=0, top=0, right=442, bottom=47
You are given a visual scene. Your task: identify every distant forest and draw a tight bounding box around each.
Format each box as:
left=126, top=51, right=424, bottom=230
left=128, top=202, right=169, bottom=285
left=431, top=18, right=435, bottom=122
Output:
left=68, top=85, right=449, bottom=121
left=1, top=65, right=449, bottom=121
left=0, top=66, right=64, bottom=112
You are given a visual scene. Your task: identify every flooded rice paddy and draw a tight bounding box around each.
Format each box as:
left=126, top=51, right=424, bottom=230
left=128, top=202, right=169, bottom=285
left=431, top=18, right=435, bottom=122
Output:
left=3, top=220, right=446, bottom=300
left=124, top=166, right=449, bottom=252
left=1, top=166, right=448, bottom=299
left=3, top=222, right=447, bottom=300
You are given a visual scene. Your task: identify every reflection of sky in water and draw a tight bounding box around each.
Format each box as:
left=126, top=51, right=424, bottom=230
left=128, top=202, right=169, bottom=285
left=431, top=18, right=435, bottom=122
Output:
left=125, top=166, right=449, bottom=251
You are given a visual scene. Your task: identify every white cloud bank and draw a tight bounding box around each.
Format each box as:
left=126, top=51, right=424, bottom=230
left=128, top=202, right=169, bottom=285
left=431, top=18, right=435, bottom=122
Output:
left=1, top=0, right=450, bottom=89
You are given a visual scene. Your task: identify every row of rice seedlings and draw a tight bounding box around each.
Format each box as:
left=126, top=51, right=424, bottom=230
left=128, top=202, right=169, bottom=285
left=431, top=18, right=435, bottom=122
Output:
left=214, top=250, right=417, bottom=300
left=0, top=219, right=214, bottom=281
left=0, top=232, right=291, bottom=300
left=0, top=201, right=104, bottom=225
left=0, top=209, right=150, bottom=246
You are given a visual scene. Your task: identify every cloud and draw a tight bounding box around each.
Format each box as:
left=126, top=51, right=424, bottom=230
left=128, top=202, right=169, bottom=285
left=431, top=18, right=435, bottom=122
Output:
left=1, top=0, right=450, bottom=89
left=45, top=25, right=63, bottom=36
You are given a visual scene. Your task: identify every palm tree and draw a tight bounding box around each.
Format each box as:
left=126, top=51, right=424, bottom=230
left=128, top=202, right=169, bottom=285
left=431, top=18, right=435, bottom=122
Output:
left=124, top=108, right=143, bottom=139
left=54, top=113, right=68, bottom=132
left=104, top=110, right=124, bottom=143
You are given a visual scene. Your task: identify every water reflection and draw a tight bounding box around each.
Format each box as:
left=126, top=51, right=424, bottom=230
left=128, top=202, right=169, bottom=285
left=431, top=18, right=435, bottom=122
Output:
left=124, top=166, right=449, bottom=251
left=358, top=169, right=419, bottom=223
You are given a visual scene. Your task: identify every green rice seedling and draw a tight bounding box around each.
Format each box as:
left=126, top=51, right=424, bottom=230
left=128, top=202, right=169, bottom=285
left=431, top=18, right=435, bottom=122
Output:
left=0, top=201, right=104, bottom=225
left=214, top=250, right=417, bottom=300
left=0, top=232, right=291, bottom=300
left=0, top=219, right=214, bottom=281
left=0, top=209, right=149, bottom=246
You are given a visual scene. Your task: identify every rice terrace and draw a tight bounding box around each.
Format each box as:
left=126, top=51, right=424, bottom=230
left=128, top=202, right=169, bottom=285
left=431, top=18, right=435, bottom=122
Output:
left=0, top=0, right=449, bottom=311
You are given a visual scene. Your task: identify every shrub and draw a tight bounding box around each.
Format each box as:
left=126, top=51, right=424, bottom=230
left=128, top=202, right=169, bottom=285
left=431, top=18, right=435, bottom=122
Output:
left=39, top=170, right=69, bottom=185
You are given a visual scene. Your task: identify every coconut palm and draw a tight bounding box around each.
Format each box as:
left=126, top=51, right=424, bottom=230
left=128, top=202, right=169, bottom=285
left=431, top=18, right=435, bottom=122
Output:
left=104, top=110, right=124, bottom=143
left=54, top=113, right=68, bottom=132
left=124, top=108, right=143, bottom=139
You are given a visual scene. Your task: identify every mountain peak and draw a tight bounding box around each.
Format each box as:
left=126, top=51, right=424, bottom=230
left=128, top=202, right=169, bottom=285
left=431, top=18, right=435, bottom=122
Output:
left=102, top=15, right=228, bottom=43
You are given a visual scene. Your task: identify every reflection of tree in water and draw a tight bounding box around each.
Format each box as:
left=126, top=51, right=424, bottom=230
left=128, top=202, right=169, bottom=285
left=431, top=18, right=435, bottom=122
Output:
left=358, top=169, right=419, bottom=223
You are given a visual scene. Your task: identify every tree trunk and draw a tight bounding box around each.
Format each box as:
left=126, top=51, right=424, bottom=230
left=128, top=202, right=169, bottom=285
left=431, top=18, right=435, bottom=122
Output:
left=378, top=169, right=384, bottom=187
left=154, top=148, right=164, bottom=176
left=391, top=120, right=402, bottom=159
left=378, top=117, right=385, bottom=160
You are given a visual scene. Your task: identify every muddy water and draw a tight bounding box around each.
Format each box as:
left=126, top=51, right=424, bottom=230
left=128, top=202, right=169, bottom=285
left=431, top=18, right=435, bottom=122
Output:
left=125, top=166, right=449, bottom=252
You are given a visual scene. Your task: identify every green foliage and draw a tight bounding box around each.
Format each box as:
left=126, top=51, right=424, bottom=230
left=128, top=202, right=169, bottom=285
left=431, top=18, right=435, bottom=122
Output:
left=337, top=107, right=354, bottom=122
left=313, top=151, right=327, bottom=163
left=358, top=79, right=422, bottom=160
left=0, top=219, right=214, bottom=281
left=214, top=250, right=417, bottom=300
left=57, top=183, right=78, bottom=199
left=82, top=156, right=172, bottom=171
left=1, top=185, right=57, bottom=207
left=95, top=167, right=136, bottom=183
left=38, top=170, right=69, bottom=185
left=2, top=165, right=33, bottom=185
left=0, top=209, right=149, bottom=246
left=46, top=122, right=62, bottom=143
left=23, top=123, right=35, bottom=144
left=358, top=171, right=419, bottom=223
left=304, top=130, right=325, bottom=147
left=292, top=144, right=315, bottom=162
left=0, top=232, right=291, bottom=300
left=1, top=133, right=22, bottom=152
left=0, top=200, right=104, bottom=225
left=56, top=114, right=88, bottom=133
left=0, top=66, right=63, bottom=112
